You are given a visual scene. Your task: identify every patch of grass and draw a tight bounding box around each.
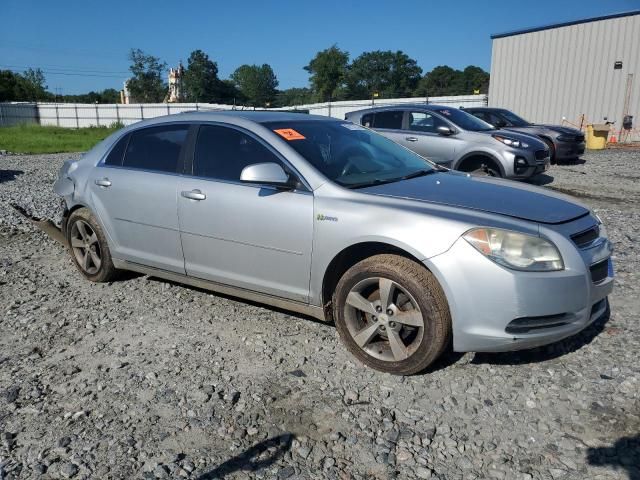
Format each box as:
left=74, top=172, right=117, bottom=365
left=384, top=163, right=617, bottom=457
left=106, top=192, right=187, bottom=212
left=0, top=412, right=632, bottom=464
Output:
left=0, top=123, right=121, bottom=154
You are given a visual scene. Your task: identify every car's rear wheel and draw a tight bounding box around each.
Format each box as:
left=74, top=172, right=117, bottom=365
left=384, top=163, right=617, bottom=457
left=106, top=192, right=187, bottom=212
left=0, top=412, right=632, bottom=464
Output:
left=333, top=254, right=451, bottom=375
left=66, top=208, right=118, bottom=282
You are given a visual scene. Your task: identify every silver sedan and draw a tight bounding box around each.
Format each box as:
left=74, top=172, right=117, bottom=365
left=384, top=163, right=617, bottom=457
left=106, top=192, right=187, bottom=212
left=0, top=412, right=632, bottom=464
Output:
left=53, top=112, right=613, bottom=374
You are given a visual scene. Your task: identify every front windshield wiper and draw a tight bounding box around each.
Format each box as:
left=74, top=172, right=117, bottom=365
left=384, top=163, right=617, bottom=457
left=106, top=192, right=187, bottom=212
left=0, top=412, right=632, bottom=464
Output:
left=399, top=169, right=436, bottom=180
left=345, top=169, right=437, bottom=189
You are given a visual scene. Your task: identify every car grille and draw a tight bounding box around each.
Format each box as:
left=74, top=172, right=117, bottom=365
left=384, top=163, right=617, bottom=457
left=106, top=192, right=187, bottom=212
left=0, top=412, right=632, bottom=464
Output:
left=571, top=225, right=600, bottom=247
left=590, top=259, right=608, bottom=283
left=535, top=149, right=549, bottom=160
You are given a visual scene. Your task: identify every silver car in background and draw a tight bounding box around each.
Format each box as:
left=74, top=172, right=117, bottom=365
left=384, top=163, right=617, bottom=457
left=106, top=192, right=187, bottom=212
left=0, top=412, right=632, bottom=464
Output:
left=54, top=112, right=613, bottom=375
left=463, top=107, right=586, bottom=163
left=345, top=105, right=550, bottom=180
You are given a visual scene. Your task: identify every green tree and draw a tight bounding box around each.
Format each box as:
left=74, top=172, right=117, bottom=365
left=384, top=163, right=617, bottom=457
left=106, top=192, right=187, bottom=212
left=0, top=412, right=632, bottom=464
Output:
left=414, top=65, right=464, bottom=97
left=304, top=45, right=349, bottom=102
left=22, top=68, right=49, bottom=100
left=345, top=50, right=422, bottom=99
left=0, top=70, right=24, bottom=101
left=274, top=87, right=314, bottom=107
left=0, top=69, right=50, bottom=101
left=460, top=65, right=490, bottom=94
left=183, top=49, right=223, bottom=102
left=127, top=48, right=167, bottom=103
left=61, top=88, right=121, bottom=103
left=231, top=64, right=278, bottom=106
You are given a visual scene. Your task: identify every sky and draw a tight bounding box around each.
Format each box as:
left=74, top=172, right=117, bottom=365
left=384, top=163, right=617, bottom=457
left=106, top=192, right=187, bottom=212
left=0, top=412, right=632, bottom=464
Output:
left=1, top=0, right=638, bottom=95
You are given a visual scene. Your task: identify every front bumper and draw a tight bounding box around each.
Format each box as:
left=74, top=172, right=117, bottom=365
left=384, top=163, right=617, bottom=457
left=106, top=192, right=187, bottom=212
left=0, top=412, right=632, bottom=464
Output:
left=426, top=236, right=613, bottom=352
left=502, top=148, right=550, bottom=180
left=556, top=141, right=586, bottom=160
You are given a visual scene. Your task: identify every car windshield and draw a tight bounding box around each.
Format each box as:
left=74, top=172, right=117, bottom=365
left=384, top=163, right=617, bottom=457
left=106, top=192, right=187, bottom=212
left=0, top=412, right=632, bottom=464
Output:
left=264, top=120, right=436, bottom=188
left=430, top=108, right=494, bottom=132
left=499, top=110, right=531, bottom=127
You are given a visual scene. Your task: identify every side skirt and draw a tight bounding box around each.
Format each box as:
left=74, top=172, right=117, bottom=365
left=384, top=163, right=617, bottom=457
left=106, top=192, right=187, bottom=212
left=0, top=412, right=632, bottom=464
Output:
left=112, top=258, right=326, bottom=321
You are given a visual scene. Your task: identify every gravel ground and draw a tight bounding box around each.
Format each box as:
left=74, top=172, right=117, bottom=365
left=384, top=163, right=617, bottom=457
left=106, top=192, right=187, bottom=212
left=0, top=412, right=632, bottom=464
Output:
left=0, top=149, right=639, bottom=480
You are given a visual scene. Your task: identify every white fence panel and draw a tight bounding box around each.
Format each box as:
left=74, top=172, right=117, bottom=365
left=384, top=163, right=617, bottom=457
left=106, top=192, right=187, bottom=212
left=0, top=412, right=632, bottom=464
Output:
left=0, top=95, right=488, bottom=127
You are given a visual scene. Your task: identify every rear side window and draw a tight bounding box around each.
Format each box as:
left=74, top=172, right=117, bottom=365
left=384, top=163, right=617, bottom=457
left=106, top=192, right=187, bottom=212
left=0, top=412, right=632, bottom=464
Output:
left=371, top=111, right=403, bottom=130
left=469, top=111, right=488, bottom=122
left=104, top=133, right=129, bottom=166
left=193, top=125, right=284, bottom=181
left=122, top=125, right=189, bottom=173
left=361, top=113, right=374, bottom=128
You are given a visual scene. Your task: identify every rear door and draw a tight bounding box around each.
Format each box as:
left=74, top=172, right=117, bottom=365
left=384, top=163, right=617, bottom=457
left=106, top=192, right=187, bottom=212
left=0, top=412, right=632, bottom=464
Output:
left=89, top=124, right=190, bottom=273
left=177, top=124, right=314, bottom=302
left=367, top=110, right=406, bottom=145
left=395, top=111, right=459, bottom=165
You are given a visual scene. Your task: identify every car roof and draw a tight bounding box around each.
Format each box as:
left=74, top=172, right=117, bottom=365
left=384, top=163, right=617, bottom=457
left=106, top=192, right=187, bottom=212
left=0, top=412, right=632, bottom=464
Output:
left=346, top=104, right=461, bottom=116
left=120, top=110, right=336, bottom=131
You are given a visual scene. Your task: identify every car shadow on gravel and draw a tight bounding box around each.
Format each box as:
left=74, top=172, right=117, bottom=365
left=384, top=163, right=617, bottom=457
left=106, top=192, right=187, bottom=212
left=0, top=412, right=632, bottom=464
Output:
left=470, top=306, right=610, bottom=366
left=196, top=433, right=294, bottom=479
left=527, top=173, right=555, bottom=186
left=0, top=169, right=24, bottom=183
left=587, top=434, right=640, bottom=480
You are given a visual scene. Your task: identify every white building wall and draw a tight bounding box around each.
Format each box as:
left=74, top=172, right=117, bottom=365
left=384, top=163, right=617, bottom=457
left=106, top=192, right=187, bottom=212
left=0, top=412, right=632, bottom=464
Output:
left=489, top=12, right=640, bottom=139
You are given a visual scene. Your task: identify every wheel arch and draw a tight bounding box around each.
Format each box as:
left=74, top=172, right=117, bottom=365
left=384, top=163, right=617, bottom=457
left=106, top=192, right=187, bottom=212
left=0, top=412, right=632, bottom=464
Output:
left=455, top=152, right=505, bottom=177
left=320, top=241, right=428, bottom=321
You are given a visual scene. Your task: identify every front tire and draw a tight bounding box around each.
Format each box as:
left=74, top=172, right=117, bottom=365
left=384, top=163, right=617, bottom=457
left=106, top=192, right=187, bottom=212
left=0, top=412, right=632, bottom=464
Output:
left=541, top=138, right=556, bottom=164
left=333, top=254, right=451, bottom=375
left=66, top=208, right=118, bottom=282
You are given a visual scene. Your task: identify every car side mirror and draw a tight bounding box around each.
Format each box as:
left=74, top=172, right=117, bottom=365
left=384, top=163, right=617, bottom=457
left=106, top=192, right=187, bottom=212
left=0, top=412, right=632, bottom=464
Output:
left=494, top=120, right=507, bottom=128
left=437, top=125, right=455, bottom=136
left=240, top=162, right=296, bottom=189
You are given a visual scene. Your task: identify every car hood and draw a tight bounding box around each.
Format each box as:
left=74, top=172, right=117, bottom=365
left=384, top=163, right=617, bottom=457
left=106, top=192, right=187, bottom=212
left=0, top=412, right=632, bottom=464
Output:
left=359, top=172, right=589, bottom=224
left=505, top=124, right=583, bottom=136
left=481, top=128, right=547, bottom=148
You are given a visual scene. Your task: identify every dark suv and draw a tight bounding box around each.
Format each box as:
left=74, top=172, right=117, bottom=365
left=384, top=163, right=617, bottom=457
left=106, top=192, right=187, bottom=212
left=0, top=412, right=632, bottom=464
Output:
left=464, top=107, right=585, bottom=163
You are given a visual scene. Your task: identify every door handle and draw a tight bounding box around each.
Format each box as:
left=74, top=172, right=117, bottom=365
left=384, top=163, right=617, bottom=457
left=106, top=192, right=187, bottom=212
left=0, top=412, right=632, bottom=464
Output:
left=181, top=189, right=206, bottom=201
left=405, top=136, right=418, bottom=142
left=95, top=178, right=112, bottom=187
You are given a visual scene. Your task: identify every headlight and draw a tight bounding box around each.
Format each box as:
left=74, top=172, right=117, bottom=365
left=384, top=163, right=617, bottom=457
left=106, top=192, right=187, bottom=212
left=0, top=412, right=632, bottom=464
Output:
left=492, top=134, right=528, bottom=149
left=463, top=228, right=564, bottom=271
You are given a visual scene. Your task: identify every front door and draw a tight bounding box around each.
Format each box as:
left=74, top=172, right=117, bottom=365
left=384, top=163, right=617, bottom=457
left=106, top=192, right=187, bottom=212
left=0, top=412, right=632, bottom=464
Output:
left=177, top=124, right=314, bottom=302
left=397, top=111, right=459, bottom=166
left=89, top=124, right=189, bottom=273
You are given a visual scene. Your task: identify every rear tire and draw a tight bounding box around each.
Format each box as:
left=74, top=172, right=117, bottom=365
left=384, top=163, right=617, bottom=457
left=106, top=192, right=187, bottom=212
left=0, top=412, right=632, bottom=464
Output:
left=66, top=208, right=118, bottom=282
left=332, top=254, right=451, bottom=375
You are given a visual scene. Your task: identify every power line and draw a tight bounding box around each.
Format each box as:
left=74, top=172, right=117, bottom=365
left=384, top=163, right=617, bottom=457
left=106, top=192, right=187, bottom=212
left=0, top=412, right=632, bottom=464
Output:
left=0, top=65, right=126, bottom=78
left=0, top=63, right=129, bottom=75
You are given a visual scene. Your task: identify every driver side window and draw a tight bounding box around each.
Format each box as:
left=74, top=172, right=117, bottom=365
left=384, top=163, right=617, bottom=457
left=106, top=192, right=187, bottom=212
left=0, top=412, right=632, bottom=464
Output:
left=408, top=112, right=447, bottom=133
left=193, top=125, right=285, bottom=181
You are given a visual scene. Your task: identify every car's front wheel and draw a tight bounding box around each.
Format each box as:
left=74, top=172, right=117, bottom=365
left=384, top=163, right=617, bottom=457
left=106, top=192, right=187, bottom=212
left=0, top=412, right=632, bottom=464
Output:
left=66, top=208, right=118, bottom=282
left=333, top=254, right=451, bottom=375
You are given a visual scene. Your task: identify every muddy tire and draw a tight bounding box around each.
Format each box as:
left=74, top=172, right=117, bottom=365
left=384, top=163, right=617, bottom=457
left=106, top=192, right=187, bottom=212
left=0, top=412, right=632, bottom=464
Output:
left=66, top=208, right=118, bottom=282
left=333, top=254, right=451, bottom=375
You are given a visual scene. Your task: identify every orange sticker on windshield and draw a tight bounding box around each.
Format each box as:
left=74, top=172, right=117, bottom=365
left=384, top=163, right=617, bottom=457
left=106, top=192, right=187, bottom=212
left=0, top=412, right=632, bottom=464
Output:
left=274, top=128, right=306, bottom=140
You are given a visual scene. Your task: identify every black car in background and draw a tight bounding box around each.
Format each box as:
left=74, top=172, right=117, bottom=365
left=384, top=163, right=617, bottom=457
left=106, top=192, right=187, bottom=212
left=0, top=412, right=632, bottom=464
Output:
left=464, top=107, right=585, bottom=163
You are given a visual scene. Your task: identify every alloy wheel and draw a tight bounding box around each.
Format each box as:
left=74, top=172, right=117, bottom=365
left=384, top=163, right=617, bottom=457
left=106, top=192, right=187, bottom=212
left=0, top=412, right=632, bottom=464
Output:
left=343, top=277, right=424, bottom=362
left=69, top=219, right=102, bottom=275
